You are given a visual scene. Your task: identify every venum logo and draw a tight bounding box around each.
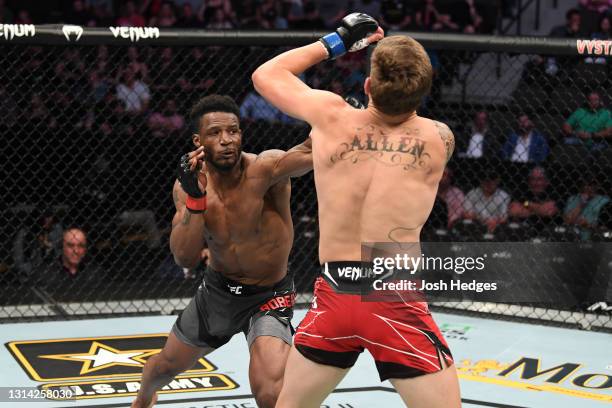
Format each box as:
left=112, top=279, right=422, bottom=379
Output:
left=62, top=25, right=83, bottom=42
left=0, top=24, right=35, bottom=40
left=109, top=26, right=160, bottom=42
left=337, top=267, right=373, bottom=281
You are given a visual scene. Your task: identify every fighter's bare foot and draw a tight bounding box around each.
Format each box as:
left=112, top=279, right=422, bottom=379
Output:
left=130, top=394, right=157, bottom=408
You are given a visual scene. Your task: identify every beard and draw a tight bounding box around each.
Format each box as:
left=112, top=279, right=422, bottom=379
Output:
left=206, top=146, right=242, bottom=172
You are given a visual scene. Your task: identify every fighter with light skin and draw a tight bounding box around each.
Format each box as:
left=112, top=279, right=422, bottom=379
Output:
left=253, top=13, right=461, bottom=408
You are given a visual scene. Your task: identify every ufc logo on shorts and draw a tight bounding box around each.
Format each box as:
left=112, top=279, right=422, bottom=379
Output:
left=228, top=285, right=243, bottom=295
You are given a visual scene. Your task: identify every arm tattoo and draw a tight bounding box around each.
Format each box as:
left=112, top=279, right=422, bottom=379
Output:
left=434, top=121, right=455, bottom=162
left=173, top=187, right=179, bottom=207
left=181, top=211, right=191, bottom=225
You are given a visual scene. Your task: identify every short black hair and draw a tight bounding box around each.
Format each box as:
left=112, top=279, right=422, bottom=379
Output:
left=189, top=94, right=240, bottom=134
left=566, top=8, right=580, bottom=20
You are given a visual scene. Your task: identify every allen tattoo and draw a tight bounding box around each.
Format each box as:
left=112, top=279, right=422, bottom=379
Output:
left=330, top=125, right=431, bottom=170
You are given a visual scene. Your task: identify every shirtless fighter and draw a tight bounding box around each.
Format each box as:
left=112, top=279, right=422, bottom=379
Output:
left=252, top=14, right=461, bottom=408
left=131, top=95, right=312, bottom=408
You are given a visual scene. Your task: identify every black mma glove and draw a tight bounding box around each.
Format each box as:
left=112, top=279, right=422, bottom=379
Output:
left=345, top=96, right=365, bottom=109
left=320, top=13, right=379, bottom=60
left=178, top=153, right=207, bottom=213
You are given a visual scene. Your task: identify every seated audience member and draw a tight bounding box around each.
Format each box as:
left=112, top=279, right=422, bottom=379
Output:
left=148, top=99, right=185, bottom=137
left=586, top=15, right=610, bottom=64
left=508, top=167, right=559, bottom=229
left=564, top=178, right=611, bottom=240
left=464, top=170, right=511, bottom=232
left=458, top=111, right=498, bottom=159
left=116, top=67, right=151, bottom=115
left=116, top=1, right=146, bottom=26
left=563, top=91, right=612, bottom=148
left=149, top=1, right=177, bottom=27
left=500, top=114, right=549, bottom=163
left=546, top=9, right=583, bottom=75
left=240, top=90, right=292, bottom=123
left=12, top=209, right=63, bottom=281
left=39, top=228, right=103, bottom=300
left=550, top=8, right=583, bottom=37
left=579, top=0, right=610, bottom=14
left=436, top=168, right=465, bottom=229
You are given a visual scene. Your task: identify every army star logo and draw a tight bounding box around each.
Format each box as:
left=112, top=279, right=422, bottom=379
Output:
left=39, top=342, right=158, bottom=375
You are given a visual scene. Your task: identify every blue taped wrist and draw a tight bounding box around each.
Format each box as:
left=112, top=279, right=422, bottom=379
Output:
left=321, top=32, right=346, bottom=59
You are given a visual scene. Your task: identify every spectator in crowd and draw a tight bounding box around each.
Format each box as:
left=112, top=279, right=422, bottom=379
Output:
left=256, top=0, right=289, bottom=29
left=464, top=170, right=511, bottom=232
left=500, top=114, right=549, bottom=163
left=315, top=0, right=349, bottom=28
left=176, top=47, right=217, bottom=105
left=564, top=178, right=611, bottom=240
left=13, top=210, right=63, bottom=282
left=550, top=8, right=583, bottom=37
left=177, top=2, right=200, bottom=27
left=206, top=7, right=235, bottom=29
left=545, top=8, right=583, bottom=75
left=235, top=0, right=259, bottom=28
left=65, top=0, right=94, bottom=26
left=579, top=0, right=610, bottom=14
left=117, top=209, right=162, bottom=249
left=149, top=1, right=177, bottom=27
left=140, top=0, right=164, bottom=20
left=563, top=91, right=612, bottom=148
left=436, top=168, right=465, bottom=229
left=380, top=0, right=417, bottom=31
left=87, top=69, right=112, bottom=104
left=15, top=9, right=33, bottom=24
left=95, top=45, right=110, bottom=74
left=126, top=46, right=150, bottom=84
left=586, top=15, right=610, bottom=64
left=116, top=1, right=146, bottom=27
left=92, top=3, right=114, bottom=26
left=240, top=90, right=290, bottom=123
left=417, top=0, right=461, bottom=32
left=592, top=14, right=610, bottom=39
left=352, top=0, right=382, bottom=20
left=39, top=228, right=103, bottom=299
left=0, top=0, right=14, bottom=23
left=446, top=0, right=486, bottom=33
left=116, top=67, right=151, bottom=115
left=458, top=111, right=497, bottom=159
left=148, top=99, right=185, bottom=137
left=28, top=94, right=58, bottom=130
left=289, top=0, right=326, bottom=29
left=199, top=0, right=235, bottom=26
left=508, top=166, right=559, bottom=229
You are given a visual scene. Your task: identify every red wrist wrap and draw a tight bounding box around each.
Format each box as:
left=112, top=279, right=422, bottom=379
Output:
left=186, top=194, right=207, bottom=212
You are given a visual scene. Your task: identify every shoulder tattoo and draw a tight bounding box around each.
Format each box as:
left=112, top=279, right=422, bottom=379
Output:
left=434, top=121, right=455, bottom=162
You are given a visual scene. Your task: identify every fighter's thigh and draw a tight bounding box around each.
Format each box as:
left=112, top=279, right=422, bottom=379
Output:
left=155, top=331, right=213, bottom=374
left=249, top=335, right=290, bottom=382
left=390, top=365, right=461, bottom=408
left=276, top=345, right=349, bottom=408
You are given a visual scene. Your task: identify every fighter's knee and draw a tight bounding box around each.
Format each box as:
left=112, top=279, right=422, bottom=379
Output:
left=252, top=378, right=282, bottom=408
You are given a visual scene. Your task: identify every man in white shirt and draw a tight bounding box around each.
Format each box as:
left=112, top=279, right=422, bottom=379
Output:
left=116, top=67, right=150, bottom=114
left=464, top=170, right=510, bottom=232
left=462, top=111, right=489, bottom=158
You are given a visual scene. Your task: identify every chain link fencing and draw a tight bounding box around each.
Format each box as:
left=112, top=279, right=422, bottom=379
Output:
left=0, top=28, right=610, bottom=330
